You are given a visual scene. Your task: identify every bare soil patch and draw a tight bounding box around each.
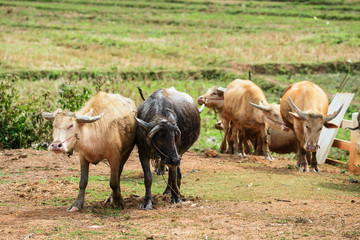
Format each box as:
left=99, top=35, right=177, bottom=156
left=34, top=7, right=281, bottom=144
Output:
left=0, top=149, right=359, bottom=239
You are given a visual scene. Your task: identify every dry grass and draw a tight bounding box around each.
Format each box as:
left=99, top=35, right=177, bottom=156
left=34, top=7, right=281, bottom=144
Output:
left=0, top=1, right=359, bottom=72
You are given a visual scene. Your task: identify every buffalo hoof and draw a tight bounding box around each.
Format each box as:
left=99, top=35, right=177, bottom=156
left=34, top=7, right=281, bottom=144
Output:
left=298, top=165, right=309, bottom=173
left=311, top=166, right=320, bottom=172
left=140, top=202, right=153, bottom=210
left=163, top=187, right=171, bottom=195
left=104, top=194, right=125, bottom=209
left=67, top=206, right=80, bottom=212
left=155, top=169, right=165, bottom=175
left=265, top=155, right=274, bottom=161
left=170, top=196, right=181, bottom=204
left=237, top=153, right=246, bottom=158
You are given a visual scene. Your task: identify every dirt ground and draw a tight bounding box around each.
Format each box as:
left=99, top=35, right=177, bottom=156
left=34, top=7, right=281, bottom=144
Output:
left=0, top=149, right=359, bottom=240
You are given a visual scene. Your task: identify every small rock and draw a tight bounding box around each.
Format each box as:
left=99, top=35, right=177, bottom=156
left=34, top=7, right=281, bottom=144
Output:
left=89, top=225, right=102, bottom=229
left=18, top=154, right=28, bottom=159
left=24, top=233, right=34, bottom=239
left=351, top=200, right=355, bottom=204
left=204, top=149, right=218, bottom=157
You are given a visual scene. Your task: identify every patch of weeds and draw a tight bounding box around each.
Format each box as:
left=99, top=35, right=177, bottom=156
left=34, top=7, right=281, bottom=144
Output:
left=42, top=196, right=73, bottom=206
left=0, top=170, right=8, bottom=177
left=31, top=226, right=47, bottom=234
left=15, top=168, right=25, bottom=175
left=0, top=179, right=10, bottom=184
left=276, top=218, right=289, bottom=224
left=344, top=231, right=359, bottom=238
left=39, top=179, right=47, bottom=184
left=89, top=207, right=124, bottom=218
left=287, top=164, right=296, bottom=170
left=57, top=230, right=106, bottom=239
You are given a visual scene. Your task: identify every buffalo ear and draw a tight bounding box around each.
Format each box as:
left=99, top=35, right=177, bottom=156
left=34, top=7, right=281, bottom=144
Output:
left=136, top=117, right=151, bottom=130
left=289, top=112, right=302, bottom=120
left=324, top=122, right=338, bottom=129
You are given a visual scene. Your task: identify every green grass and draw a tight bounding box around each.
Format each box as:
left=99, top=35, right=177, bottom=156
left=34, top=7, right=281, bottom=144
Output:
left=182, top=163, right=360, bottom=201
left=0, top=0, right=359, bottom=72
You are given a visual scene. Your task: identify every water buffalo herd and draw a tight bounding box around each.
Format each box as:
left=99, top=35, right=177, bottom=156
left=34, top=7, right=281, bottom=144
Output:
left=42, top=79, right=342, bottom=212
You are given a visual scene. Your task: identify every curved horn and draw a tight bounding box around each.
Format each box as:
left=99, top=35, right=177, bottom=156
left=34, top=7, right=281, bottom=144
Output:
left=288, top=96, right=308, bottom=120
left=250, top=102, right=270, bottom=112
left=64, top=112, right=76, bottom=117
left=146, top=125, right=161, bottom=145
left=41, top=111, right=56, bottom=121
left=76, top=113, right=103, bottom=123
left=136, top=117, right=150, bottom=130
left=198, top=104, right=205, bottom=113
left=324, top=104, right=343, bottom=122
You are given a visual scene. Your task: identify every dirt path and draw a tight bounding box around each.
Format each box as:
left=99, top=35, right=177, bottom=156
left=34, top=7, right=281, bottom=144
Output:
left=0, top=149, right=359, bottom=239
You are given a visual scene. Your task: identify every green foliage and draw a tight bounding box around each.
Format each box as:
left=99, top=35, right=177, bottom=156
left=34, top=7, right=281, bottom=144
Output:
left=58, top=83, right=92, bottom=112
left=0, top=77, right=92, bottom=149
left=0, top=75, right=49, bottom=148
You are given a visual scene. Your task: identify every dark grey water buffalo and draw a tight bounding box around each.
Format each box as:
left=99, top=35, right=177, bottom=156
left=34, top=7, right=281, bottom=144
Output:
left=42, top=92, right=137, bottom=211
left=136, top=87, right=201, bottom=210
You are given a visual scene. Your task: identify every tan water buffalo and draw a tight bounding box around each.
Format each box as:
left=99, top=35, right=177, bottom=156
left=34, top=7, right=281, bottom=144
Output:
left=224, top=79, right=288, bottom=160
left=197, top=86, right=233, bottom=153
left=42, top=92, right=137, bottom=211
left=280, top=81, right=342, bottom=172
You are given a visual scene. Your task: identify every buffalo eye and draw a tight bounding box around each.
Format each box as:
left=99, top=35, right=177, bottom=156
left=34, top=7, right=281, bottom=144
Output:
left=212, top=92, right=217, bottom=96
left=67, top=124, right=74, bottom=130
left=306, top=125, right=310, bottom=130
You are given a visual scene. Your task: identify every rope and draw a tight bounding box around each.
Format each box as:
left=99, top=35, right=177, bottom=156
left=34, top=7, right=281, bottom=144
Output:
left=337, top=71, right=350, bottom=93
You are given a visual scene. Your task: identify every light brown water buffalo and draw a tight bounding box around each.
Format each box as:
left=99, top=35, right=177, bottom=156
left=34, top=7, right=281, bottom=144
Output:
left=214, top=119, right=297, bottom=154
left=280, top=81, right=342, bottom=172
left=224, top=79, right=288, bottom=160
left=197, top=86, right=234, bottom=153
left=42, top=92, right=137, bottom=211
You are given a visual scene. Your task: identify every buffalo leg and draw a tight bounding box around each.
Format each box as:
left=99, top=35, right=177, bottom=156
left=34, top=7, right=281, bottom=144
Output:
left=140, top=157, right=153, bottom=210
left=226, top=122, right=235, bottom=154
left=106, top=158, right=124, bottom=209
left=297, top=148, right=309, bottom=172
left=220, top=120, right=230, bottom=153
left=310, top=152, right=320, bottom=172
left=68, top=156, right=89, bottom=212
left=168, top=166, right=181, bottom=204
left=259, top=125, right=273, bottom=161
left=163, top=165, right=181, bottom=195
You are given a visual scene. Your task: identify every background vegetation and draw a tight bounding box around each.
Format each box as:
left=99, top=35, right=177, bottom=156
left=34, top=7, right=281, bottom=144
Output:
left=0, top=0, right=359, bottom=162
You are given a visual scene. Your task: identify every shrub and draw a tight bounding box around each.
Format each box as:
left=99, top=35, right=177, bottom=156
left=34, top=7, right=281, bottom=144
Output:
left=0, top=78, right=92, bottom=149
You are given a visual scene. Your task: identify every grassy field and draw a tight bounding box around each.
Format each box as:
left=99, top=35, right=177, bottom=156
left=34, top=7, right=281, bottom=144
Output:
left=0, top=0, right=359, bottom=72
left=0, top=0, right=359, bottom=161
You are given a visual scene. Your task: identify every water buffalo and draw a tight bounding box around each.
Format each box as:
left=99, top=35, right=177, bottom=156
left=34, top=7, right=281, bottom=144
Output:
left=42, top=92, right=137, bottom=211
left=136, top=87, right=200, bottom=210
left=197, top=86, right=233, bottom=153
left=224, top=79, right=287, bottom=160
left=280, top=81, right=342, bottom=172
